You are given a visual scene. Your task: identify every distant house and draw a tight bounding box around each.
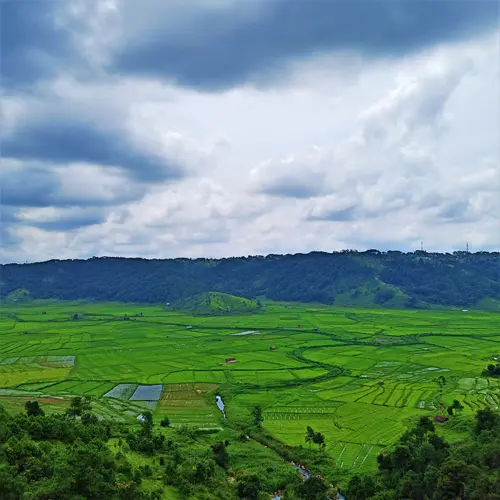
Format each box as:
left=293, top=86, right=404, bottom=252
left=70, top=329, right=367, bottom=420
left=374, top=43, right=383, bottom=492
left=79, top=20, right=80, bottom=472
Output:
left=225, top=358, right=237, bottom=364
left=297, top=324, right=303, bottom=328
left=186, top=326, right=193, bottom=329
left=270, top=346, right=277, bottom=351
left=434, top=416, right=448, bottom=423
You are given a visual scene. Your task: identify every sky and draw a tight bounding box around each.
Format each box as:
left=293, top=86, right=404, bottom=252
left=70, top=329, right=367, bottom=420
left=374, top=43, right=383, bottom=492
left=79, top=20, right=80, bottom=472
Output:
left=1, top=0, right=499, bottom=263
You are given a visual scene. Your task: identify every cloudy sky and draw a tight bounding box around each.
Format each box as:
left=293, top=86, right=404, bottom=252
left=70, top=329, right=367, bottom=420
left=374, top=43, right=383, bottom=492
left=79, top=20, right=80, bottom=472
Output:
left=1, top=0, right=499, bottom=263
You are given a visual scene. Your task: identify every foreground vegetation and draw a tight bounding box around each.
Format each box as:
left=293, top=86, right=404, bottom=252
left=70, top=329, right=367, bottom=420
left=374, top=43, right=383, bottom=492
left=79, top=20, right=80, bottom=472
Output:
left=346, top=410, right=500, bottom=499
left=0, top=397, right=311, bottom=499
left=2, top=250, right=499, bottom=308
left=0, top=298, right=499, bottom=497
left=2, top=400, right=499, bottom=499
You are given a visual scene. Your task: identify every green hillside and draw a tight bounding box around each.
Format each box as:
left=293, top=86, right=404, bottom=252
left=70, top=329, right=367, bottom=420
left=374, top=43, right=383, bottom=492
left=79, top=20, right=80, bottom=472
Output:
left=172, top=292, right=263, bottom=315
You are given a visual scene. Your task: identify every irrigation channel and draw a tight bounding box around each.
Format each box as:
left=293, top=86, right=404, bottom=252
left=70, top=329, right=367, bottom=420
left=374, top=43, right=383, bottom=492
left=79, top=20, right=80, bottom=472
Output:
left=217, top=395, right=346, bottom=499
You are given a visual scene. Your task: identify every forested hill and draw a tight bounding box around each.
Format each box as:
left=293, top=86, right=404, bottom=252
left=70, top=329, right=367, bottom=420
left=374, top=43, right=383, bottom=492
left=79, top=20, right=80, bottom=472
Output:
left=1, top=251, right=499, bottom=309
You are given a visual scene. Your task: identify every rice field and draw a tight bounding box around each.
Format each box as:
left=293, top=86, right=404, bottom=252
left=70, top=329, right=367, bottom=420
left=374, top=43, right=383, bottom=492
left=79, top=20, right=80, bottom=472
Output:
left=0, top=300, right=499, bottom=472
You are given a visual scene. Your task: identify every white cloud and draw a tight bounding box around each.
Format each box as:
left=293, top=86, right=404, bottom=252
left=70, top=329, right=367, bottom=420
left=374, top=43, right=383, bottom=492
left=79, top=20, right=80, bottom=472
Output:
left=1, top=22, right=499, bottom=262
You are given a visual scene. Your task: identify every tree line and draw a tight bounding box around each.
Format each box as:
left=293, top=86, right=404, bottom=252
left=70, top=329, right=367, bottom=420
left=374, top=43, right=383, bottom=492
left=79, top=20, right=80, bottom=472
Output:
left=2, top=250, right=499, bottom=307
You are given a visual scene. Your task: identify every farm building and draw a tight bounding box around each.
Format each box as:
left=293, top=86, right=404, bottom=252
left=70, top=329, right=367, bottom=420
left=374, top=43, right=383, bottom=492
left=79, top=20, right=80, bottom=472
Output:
left=297, top=324, right=303, bottom=328
left=270, top=346, right=277, bottom=351
left=225, top=358, right=237, bottom=364
left=434, top=416, right=449, bottom=423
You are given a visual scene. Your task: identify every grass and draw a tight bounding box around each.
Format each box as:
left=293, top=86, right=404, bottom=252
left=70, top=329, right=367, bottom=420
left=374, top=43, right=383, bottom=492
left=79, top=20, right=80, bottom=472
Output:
left=1, top=299, right=499, bottom=477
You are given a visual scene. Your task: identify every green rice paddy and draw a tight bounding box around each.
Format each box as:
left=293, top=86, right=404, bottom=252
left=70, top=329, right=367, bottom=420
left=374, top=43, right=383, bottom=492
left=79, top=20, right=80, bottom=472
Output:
left=1, top=300, right=499, bottom=473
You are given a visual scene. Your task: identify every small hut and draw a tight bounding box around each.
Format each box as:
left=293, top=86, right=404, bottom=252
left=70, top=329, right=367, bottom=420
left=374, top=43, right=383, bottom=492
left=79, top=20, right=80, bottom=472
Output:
left=270, top=346, right=277, bottom=351
left=434, top=416, right=448, bottom=423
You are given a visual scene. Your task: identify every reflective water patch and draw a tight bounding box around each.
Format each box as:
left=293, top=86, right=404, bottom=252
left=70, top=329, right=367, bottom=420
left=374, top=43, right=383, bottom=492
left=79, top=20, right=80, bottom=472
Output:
left=104, top=384, right=138, bottom=399
left=130, top=385, right=163, bottom=401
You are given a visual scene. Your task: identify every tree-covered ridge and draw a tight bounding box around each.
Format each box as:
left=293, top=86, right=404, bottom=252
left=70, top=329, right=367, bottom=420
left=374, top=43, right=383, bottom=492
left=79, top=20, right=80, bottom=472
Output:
left=345, top=410, right=500, bottom=500
left=1, top=250, right=499, bottom=308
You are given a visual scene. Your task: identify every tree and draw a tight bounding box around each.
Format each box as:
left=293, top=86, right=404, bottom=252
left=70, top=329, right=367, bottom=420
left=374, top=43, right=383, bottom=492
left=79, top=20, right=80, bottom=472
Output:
left=305, top=426, right=315, bottom=448
left=484, top=363, right=500, bottom=377
left=25, top=401, right=44, bottom=417
left=251, top=406, right=263, bottom=427
left=475, top=408, right=500, bottom=435
left=211, top=442, right=229, bottom=468
left=66, top=396, right=83, bottom=418
left=0, top=466, right=26, bottom=500
left=140, top=411, right=154, bottom=437
left=160, top=417, right=170, bottom=427
left=72, top=313, right=79, bottom=320
left=448, top=400, right=464, bottom=416
left=236, top=474, right=262, bottom=500
left=298, top=475, right=330, bottom=500
left=418, top=416, right=435, bottom=434
left=313, top=432, right=326, bottom=450
left=347, top=474, right=377, bottom=500
left=81, top=413, right=98, bottom=425
left=66, top=396, right=92, bottom=419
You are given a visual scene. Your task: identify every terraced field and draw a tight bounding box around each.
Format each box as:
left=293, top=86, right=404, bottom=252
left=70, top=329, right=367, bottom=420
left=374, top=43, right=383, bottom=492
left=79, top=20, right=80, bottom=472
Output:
left=1, top=300, right=499, bottom=473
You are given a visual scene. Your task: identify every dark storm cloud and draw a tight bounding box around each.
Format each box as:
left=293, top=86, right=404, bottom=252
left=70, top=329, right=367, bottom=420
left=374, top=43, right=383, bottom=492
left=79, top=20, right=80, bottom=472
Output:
left=2, top=120, right=186, bottom=182
left=0, top=206, right=21, bottom=250
left=0, top=0, right=75, bottom=89
left=113, top=0, right=499, bottom=90
left=0, top=166, right=62, bottom=208
left=0, top=163, right=145, bottom=209
left=22, top=210, right=107, bottom=232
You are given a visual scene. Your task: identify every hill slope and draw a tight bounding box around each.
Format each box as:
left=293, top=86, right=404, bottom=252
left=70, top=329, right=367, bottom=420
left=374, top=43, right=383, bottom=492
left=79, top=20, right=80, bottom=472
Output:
left=172, top=292, right=263, bottom=315
left=1, top=250, right=499, bottom=309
